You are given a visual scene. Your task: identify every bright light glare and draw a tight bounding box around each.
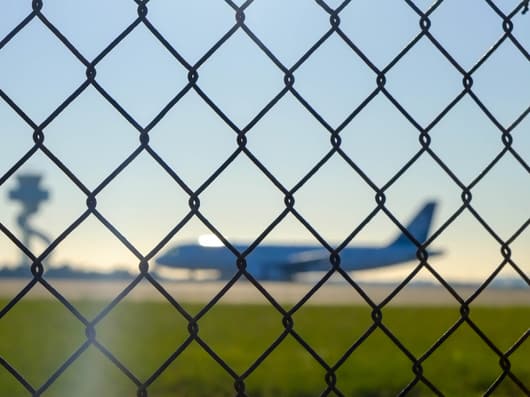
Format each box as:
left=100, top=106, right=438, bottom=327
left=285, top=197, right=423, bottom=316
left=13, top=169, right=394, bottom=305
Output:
left=198, top=234, right=223, bottom=247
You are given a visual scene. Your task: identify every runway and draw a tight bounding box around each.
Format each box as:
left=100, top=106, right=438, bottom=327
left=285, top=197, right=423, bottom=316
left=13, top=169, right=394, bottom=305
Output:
left=0, top=279, right=528, bottom=306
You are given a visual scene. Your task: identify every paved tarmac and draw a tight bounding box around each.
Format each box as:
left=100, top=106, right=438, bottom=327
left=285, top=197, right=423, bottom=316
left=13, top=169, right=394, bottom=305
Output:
left=0, top=279, right=528, bottom=306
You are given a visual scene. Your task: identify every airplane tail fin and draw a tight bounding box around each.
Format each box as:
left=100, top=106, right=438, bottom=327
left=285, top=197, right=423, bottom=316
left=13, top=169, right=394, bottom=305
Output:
left=389, top=201, right=437, bottom=247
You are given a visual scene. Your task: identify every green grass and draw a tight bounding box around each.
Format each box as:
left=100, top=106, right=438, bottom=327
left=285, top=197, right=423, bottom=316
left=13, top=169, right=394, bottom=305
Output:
left=0, top=299, right=528, bottom=396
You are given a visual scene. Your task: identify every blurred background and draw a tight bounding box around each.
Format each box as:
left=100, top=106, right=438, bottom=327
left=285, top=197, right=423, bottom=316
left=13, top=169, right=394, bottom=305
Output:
left=0, top=0, right=528, bottom=286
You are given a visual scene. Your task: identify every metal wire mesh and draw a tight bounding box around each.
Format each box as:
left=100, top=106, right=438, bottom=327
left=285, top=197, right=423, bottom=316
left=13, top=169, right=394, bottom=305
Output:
left=0, top=1, right=529, bottom=396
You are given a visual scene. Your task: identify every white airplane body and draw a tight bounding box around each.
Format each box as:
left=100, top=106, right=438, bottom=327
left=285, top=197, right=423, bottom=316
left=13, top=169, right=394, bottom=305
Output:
left=156, top=202, right=440, bottom=281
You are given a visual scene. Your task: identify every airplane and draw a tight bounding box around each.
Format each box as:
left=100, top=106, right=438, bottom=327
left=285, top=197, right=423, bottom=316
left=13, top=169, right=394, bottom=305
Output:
left=155, top=202, right=441, bottom=281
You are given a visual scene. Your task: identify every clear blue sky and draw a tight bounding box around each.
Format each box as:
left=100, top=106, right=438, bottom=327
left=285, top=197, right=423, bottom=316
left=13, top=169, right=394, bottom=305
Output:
left=0, top=1, right=529, bottom=284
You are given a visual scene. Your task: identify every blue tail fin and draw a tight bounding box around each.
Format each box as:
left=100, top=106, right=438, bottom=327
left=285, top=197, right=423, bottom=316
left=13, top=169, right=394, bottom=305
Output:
left=389, top=201, right=437, bottom=246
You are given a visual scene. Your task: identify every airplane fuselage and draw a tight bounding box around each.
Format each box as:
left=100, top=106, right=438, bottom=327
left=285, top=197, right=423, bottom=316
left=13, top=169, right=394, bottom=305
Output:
left=155, top=202, right=440, bottom=281
left=156, top=243, right=424, bottom=281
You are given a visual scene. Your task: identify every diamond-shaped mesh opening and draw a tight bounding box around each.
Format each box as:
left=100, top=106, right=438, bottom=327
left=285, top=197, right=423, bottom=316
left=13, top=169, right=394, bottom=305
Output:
left=197, top=29, right=285, bottom=128
left=198, top=155, right=285, bottom=241
left=95, top=25, right=189, bottom=127
left=293, top=155, right=375, bottom=243
left=246, top=94, right=330, bottom=187
left=148, top=91, right=237, bottom=190
left=334, top=327, right=415, bottom=396
left=152, top=216, right=236, bottom=287
left=197, top=298, right=284, bottom=374
left=0, top=18, right=85, bottom=123
left=0, top=285, right=86, bottom=387
left=96, top=152, right=190, bottom=254
left=43, top=86, right=139, bottom=189
left=384, top=37, right=462, bottom=127
left=41, top=0, right=137, bottom=60
left=429, top=96, right=505, bottom=184
left=95, top=284, right=190, bottom=380
left=384, top=154, right=461, bottom=221
left=340, top=95, right=419, bottom=186
left=426, top=209, right=501, bottom=288
left=422, top=322, right=505, bottom=396
left=291, top=303, right=373, bottom=364
left=293, top=33, right=376, bottom=128
left=243, top=213, right=333, bottom=299
left=39, top=215, right=139, bottom=316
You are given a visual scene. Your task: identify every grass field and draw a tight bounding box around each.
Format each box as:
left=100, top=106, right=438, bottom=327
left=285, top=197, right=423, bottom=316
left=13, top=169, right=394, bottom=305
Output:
left=0, top=299, right=528, bottom=396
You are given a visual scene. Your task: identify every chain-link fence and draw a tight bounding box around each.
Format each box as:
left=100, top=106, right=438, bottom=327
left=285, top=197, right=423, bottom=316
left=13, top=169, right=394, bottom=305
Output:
left=1, top=1, right=529, bottom=396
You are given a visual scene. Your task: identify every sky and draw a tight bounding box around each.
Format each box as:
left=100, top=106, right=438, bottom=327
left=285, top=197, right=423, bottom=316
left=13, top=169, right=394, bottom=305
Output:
left=0, top=0, right=529, bottom=286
